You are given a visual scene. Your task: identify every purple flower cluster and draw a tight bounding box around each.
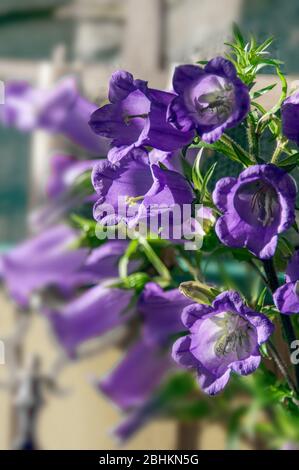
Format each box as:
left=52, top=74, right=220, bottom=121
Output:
left=0, top=226, right=130, bottom=309
left=89, top=60, right=250, bottom=160
left=3, top=42, right=299, bottom=445
left=89, top=70, right=195, bottom=162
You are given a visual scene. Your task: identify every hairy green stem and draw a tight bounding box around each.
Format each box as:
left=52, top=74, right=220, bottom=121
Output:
left=267, top=340, right=299, bottom=398
left=263, top=259, right=299, bottom=390
left=138, top=236, right=171, bottom=282
left=271, top=137, right=287, bottom=164
left=247, top=114, right=259, bottom=161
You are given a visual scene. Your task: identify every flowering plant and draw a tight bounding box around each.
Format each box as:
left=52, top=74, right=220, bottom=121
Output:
left=2, top=25, right=299, bottom=450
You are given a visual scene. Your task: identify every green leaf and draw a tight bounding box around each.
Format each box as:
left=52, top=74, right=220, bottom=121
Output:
left=267, top=384, right=294, bottom=402
left=138, top=236, right=171, bottom=282
left=220, top=134, right=254, bottom=167
left=256, top=286, right=268, bottom=310
left=119, top=239, right=139, bottom=278
left=70, top=213, right=96, bottom=232
left=232, top=23, right=245, bottom=48
left=196, top=60, right=208, bottom=65
left=255, top=36, right=275, bottom=53
left=114, top=272, right=150, bottom=293
left=193, top=135, right=252, bottom=168
left=270, top=67, right=288, bottom=115
left=69, top=169, right=94, bottom=197
left=277, top=152, right=299, bottom=169
left=231, top=248, right=253, bottom=262
left=181, top=156, right=193, bottom=181
left=191, top=148, right=204, bottom=192
left=260, top=58, right=283, bottom=67
left=70, top=214, right=100, bottom=248
left=199, top=162, right=217, bottom=203
left=260, top=342, right=270, bottom=358
left=251, top=83, right=276, bottom=99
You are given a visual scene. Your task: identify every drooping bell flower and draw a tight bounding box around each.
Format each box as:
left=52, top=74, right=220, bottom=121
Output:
left=0, top=225, right=129, bottom=307
left=56, top=240, right=137, bottom=296
left=45, top=284, right=134, bottom=357
left=113, top=397, right=161, bottom=443
left=138, top=282, right=193, bottom=347
left=149, top=146, right=199, bottom=174
left=95, top=283, right=191, bottom=410
left=45, top=154, right=96, bottom=200
left=92, top=147, right=194, bottom=235
left=98, top=340, right=173, bottom=410
left=282, top=91, right=299, bottom=145
left=167, top=57, right=250, bottom=143
left=212, top=164, right=297, bottom=259
left=274, top=251, right=299, bottom=315
left=1, top=78, right=110, bottom=155
left=88, top=70, right=194, bottom=162
left=0, top=225, right=87, bottom=308
left=31, top=155, right=98, bottom=231
left=172, top=290, right=274, bottom=395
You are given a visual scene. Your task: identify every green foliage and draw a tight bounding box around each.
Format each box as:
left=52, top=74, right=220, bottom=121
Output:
left=155, top=372, right=210, bottom=421
left=112, top=272, right=150, bottom=294
left=119, top=239, right=139, bottom=278
left=251, top=83, right=277, bottom=100
left=277, top=151, right=299, bottom=171
left=191, top=148, right=218, bottom=203
left=191, top=134, right=253, bottom=169
left=226, top=24, right=282, bottom=86
left=70, top=214, right=100, bottom=249
left=179, top=280, right=220, bottom=304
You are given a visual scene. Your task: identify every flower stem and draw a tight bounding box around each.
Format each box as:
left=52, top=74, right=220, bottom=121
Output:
left=138, top=236, right=171, bottom=283
left=247, top=114, right=259, bottom=161
left=271, top=137, right=287, bottom=164
left=262, top=259, right=299, bottom=390
left=248, top=259, right=269, bottom=286
left=267, top=340, right=299, bottom=398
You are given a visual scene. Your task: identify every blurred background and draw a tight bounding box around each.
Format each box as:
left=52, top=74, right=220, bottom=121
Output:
left=0, top=0, right=298, bottom=450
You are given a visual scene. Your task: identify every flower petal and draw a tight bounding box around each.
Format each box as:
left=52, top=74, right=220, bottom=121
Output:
left=181, top=303, right=213, bottom=329
left=97, top=340, right=173, bottom=410
left=212, top=177, right=237, bottom=212
left=197, top=368, right=231, bottom=395
left=172, top=335, right=198, bottom=368
left=230, top=353, right=261, bottom=375
left=274, top=282, right=299, bottom=315
left=172, top=64, right=206, bottom=94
